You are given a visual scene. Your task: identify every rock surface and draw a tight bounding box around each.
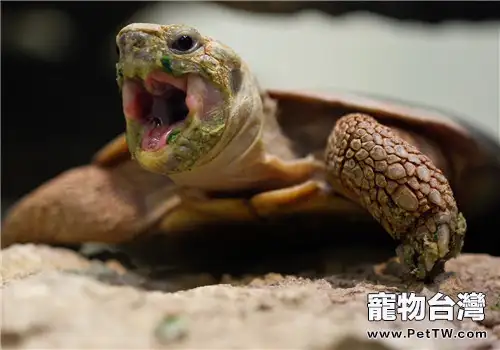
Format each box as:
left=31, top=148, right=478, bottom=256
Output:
left=1, top=244, right=499, bottom=349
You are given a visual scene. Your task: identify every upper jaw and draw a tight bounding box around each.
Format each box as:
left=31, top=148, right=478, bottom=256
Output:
left=144, top=71, right=187, bottom=96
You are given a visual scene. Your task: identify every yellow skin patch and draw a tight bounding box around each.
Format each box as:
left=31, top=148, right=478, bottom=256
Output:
left=116, top=23, right=243, bottom=174
left=0, top=23, right=474, bottom=284
left=115, top=23, right=466, bottom=281
left=116, top=23, right=320, bottom=192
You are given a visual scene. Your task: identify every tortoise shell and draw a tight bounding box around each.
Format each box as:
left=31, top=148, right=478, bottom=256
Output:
left=2, top=90, right=500, bottom=250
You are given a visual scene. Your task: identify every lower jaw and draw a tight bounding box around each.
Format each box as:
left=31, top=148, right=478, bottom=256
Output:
left=133, top=142, right=181, bottom=174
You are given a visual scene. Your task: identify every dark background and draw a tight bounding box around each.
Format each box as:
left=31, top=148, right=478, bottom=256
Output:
left=2, top=1, right=500, bottom=255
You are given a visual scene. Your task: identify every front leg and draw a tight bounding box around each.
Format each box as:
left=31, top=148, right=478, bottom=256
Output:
left=325, top=113, right=467, bottom=281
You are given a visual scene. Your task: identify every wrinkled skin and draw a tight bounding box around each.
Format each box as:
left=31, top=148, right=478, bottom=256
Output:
left=115, top=23, right=466, bottom=280
left=117, top=23, right=264, bottom=181
left=1, top=23, right=467, bottom=282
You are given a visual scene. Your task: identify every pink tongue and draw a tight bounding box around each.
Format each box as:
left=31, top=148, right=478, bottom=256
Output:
left=141, top=125, right=171, bottom=151
left=141, top=95, right=174, bottom=151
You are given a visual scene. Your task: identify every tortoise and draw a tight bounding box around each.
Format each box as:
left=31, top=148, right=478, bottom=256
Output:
left=2, top=23, right=500, bottom=281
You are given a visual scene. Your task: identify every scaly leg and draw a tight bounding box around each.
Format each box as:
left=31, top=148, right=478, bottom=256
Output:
left=325, top=113, right=467, bottom=281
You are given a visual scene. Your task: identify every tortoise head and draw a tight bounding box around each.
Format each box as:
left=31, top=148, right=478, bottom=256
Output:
left=116, top=23, right=258, bottom=174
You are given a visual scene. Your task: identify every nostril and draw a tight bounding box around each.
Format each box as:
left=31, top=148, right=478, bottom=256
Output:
left=118, top=31, right=149, bottom=53
left=128, top=31, right=149, bottom=47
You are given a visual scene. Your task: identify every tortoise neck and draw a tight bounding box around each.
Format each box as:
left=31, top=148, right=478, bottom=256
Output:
left=259, top=93, right=298, bottom=161
left=167, top=92, right=297, bottom=192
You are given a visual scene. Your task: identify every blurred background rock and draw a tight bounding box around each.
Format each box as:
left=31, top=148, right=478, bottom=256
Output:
left=2, top=1, right=499, bottom=253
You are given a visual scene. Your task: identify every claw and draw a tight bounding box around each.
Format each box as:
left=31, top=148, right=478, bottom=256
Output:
left=325, top=113, right=466, bottom=281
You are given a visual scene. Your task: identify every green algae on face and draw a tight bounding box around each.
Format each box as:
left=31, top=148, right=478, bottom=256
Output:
left=116, top=24, right=248, bottom=175
left=167, top=129, right=181, bottom=144
left=161, top=56, right=174, bottom=74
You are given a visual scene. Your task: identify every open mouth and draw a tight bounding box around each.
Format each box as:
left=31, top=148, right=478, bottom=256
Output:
left=122, top=71, right=221, bottom=152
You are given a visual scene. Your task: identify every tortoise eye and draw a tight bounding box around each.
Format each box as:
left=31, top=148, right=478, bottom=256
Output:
left=169, top=32, right=201, bottom=54
left=172, top=35, right=194, bottom=52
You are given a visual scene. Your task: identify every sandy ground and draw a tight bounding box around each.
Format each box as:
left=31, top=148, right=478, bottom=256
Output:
left=2, top=243, right=499, bottom=349
left=1, top=7, right=499, bottom=349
